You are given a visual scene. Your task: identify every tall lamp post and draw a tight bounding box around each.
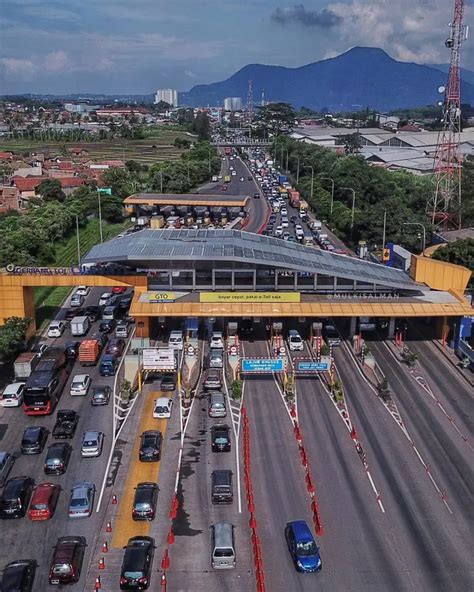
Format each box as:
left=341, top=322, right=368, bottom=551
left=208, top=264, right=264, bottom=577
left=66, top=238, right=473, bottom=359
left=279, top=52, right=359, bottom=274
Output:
left=318, top=175, right=335, bottom=215
left=96, top=189, right=104, bottom=243
left=281, top=147, right=288, bottom=172
left=75, top=214, right=81, bottom=265
left=137, top=321, right=145, bottom=393
left=303, top=165, right=314, bottom=201
left=340, top=187, right=356, bottom=238
left=402, top=222, right=426, bottom=256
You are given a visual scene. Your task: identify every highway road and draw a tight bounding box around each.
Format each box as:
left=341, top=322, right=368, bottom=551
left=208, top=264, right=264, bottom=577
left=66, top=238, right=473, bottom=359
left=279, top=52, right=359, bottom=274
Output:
left=0, top=286, right=119, bottom=590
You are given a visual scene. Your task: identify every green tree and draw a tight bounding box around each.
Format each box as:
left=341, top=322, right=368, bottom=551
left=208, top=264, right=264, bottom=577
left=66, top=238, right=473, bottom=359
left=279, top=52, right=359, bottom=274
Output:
left=255, top=103, right=296, bottom=135
left=343, top=133, right=363, bottom=155
left=193, top=112, right=211, bottom=141
left=0, top=316, right=32, bottom=361
left=37, top=179, right=66, bottom=202
left=101, top=168, right=138, bottom=199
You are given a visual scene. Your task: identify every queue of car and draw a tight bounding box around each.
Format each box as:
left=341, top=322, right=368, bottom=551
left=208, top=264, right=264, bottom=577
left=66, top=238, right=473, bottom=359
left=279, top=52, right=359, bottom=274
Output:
left=0, top=284, right=134, bottom=589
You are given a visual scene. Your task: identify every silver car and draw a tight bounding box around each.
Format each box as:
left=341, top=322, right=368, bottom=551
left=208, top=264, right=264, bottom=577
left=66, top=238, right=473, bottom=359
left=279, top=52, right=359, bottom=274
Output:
left=68, top=481, right=95, bottom=519
left=80, top=431, right=104, bottom=458
left=209, top=349, right=223, bottom=369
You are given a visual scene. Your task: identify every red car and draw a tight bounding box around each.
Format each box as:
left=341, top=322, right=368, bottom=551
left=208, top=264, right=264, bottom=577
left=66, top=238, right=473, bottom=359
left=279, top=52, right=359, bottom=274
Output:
left=28, top=483, right=60, bottom=521
left=112, top=286, right=127, bottom=294
left=105, top=338, right=125, bottom=357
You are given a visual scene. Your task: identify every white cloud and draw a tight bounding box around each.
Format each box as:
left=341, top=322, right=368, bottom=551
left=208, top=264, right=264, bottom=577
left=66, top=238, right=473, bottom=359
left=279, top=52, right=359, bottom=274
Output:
left=44, top=50, right=71, bottom=72
left=0, top=57, right=36, bottom=75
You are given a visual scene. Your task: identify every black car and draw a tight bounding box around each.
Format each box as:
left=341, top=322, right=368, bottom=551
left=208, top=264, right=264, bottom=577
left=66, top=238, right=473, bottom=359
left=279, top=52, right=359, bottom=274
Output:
left=0, top=476, right=34, bottom=519
left=90, top=331, right=108, bottom=352
left=64, top=341, right=80, bottom=361
left=253, top=192, right=260, bottom=199
left=159, top=373, right=176, bottom=392
left=106, top=338, right=125, bottom=357
left=99, top=319, right=116, bottom=333
left=65, top=308, right=83, bottom=321
left=91, top=385, right=112, bottom=406
left=83, top=305, right=101, bottom=322
left=211, top=424, right=231, bottom=452
left=1, top=559, right=36, bottom=591
left=52, top=409, right=79, bottom=439
left=44, top=443, right=72, bottom=475
left=139, top=431, right=162, bottom=462
left=120, top=536, right=155, bottom=590
left=132, top=483, right=159, bottom=521
left=119, top=294, right=133, bottom=310
left=21, top=426, right=48, bottom=455
left=290, top=215, right=297, bottom=223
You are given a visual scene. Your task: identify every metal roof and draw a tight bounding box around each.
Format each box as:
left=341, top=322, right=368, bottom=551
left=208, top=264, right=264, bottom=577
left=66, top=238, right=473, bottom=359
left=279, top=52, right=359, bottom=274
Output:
left=83, top=229, right=419, bottom=290
left=124, top=193, right=249, bottom=207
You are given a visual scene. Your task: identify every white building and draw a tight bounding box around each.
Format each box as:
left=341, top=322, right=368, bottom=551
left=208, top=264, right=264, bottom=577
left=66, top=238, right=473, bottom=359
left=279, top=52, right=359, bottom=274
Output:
left=224, top=97, right=243, bottom=112
left=154, top=89, right=178, bottom=108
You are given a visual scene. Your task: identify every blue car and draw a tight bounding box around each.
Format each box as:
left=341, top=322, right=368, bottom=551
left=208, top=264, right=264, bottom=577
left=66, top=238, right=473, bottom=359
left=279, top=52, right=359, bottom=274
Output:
left=285, top=520, right=322, bottom=573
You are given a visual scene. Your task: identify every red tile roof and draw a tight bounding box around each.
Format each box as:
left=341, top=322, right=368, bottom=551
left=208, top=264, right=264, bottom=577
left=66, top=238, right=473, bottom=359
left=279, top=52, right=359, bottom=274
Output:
left=58, top=177, right=85, bottom=188
left=0, top=152, right=13, bottom=160
left=12, top=176, right=45, bottom=192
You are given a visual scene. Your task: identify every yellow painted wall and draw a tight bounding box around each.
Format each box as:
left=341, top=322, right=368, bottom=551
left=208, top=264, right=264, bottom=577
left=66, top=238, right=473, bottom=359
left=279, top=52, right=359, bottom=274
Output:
left=410, top=255, right=471, bottom=292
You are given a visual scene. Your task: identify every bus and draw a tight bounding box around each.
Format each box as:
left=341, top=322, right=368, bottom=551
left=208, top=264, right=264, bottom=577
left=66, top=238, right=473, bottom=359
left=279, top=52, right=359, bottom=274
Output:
left=23, top=348, right=71, bottom=415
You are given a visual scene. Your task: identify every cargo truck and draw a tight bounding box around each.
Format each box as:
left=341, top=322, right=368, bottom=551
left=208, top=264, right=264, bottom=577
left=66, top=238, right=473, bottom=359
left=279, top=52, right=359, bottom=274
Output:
left=289, top=191, right=301, bottom=208
left=224, top=175, right=231, bottom=183
left=14, top=352, right=38, bottom=381
left=278, top=174, right=287, bottom=185
left=70, top=316, right=90, bottom=337
left=79, top=340, right=100, bottom=366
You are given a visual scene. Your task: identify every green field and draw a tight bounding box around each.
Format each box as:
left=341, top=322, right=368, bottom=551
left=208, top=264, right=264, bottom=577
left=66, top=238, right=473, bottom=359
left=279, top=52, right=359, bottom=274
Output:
left=0, top=128, right=197, bottom=166
left=34, top=219, right=131, bottom=330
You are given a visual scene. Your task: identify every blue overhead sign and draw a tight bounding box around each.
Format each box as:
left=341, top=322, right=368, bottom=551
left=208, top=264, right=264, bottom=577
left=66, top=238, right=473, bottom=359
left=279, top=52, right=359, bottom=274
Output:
left=296, top=360, right=330, bottom=372
left=242, top=358, right=284, bottom=373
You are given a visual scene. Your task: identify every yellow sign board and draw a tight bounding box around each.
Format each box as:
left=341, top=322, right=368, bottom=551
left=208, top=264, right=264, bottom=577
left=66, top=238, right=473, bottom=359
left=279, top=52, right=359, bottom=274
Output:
left=139, top=291, right=188, bottom=303
left=200, top=292, right=301, bottom=303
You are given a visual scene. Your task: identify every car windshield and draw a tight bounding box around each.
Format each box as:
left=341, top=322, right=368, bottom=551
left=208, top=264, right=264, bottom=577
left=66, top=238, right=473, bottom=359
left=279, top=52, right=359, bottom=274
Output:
left=134, top=502, right=151, bottom=510
left=123, top=571, right=143, bottom=579
left=52, top=564, right=72, bottom=575
left=32, top=503, right=48, bottom=510
left=215, top=437, right=228, bottom=444
left=296, top=541, right=318, bottom=556
left=83, top=440, right=97, bottom=447
left=72, top=381, right=84, bottom=389
left=215, top=548, right=233, bottom=557
left=155, top=407, right=167, bottom=413
left=70, top=497, right=87, bottom=508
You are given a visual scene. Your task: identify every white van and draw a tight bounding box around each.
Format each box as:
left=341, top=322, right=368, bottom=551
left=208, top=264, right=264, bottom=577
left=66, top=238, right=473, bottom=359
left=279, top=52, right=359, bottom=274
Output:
left=211, top=522, right=236, bottom=569
left=168, top=330, right=184, bottom=350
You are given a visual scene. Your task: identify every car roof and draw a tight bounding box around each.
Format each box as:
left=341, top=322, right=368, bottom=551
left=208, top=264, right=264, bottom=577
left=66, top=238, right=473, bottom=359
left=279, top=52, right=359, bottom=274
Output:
left=23, top=425, right=43, bottom=436
left=32, top=482, right=57, bottom=503
left=289, top=329, right=300, bottom=336
left=3, top=382, right=24, bottom=393
left=83, top=430, right=100, bottom=439
left=289, top=520, right=314, bottom=541
left=154, top=397, right=172, bottom=404
left=72, top=374, right=89, bottom=381
left=72, top=482, right=93, bottom=494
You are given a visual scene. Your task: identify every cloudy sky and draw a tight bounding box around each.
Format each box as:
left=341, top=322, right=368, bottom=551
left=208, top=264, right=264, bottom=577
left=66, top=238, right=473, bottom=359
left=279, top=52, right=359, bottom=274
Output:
left=1, top=0, right=473, bottom=94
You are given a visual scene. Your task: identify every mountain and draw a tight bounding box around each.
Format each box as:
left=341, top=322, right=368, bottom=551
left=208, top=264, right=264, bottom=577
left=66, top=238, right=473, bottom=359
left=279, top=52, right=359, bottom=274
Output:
left=180, top=47, right=474, bottom=111
left=427, top=63, right=474, bottom=87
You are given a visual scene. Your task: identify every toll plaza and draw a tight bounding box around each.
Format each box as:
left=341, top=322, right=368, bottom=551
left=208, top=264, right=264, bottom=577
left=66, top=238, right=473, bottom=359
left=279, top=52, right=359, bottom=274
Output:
left=0, top=229, right=472, bottom=339
left=124, top=193, right=250, bottom=228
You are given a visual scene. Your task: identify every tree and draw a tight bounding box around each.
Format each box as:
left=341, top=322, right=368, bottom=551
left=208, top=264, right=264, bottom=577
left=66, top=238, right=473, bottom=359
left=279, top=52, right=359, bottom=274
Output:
left=193, top=112, right=211, bottom=141
left=155, top=100, right=171, bottom=112
left=37, top=179, right=65, bottom=202
left=343, top=133, right=363, bottom=155
left=0, top=316, right=32, bottom=362
left=255, top=103, right=296, bottom=135
left=101, top=168, right=137, bottom=199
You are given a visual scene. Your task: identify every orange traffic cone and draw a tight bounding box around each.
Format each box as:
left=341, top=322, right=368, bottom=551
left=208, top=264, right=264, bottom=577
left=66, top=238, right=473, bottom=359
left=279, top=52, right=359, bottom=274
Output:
left=112, top=494, right=118, bottom=505
left=105, top=521, right=112, bottom=533
left=101, top=541, right=108, bottom=553
left=98, top=557, right=105, bottom=570
left=95, top=576, right=101, bottom=590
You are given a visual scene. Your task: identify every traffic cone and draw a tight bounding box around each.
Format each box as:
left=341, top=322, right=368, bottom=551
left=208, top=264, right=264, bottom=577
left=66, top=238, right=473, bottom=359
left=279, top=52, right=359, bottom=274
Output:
left=112, top=494, right=118, bottom=505
left=94, top=576, right=101, bottom=590
left=167, top=529, right=175, bottom=545
left=105, top=521, right=112, bottom=533
left=161, top=549, right=170, bottom=570
left=101, top=541, right=108, bottom=553
left=98, top=557, right=105, bottom=570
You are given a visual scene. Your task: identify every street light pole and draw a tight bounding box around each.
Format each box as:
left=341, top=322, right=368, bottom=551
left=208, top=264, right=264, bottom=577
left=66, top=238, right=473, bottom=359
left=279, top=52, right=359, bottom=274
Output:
left=340, top=187, right=356, bottom=237
left=402, top=222, right=426, bottom=256
left=304, top=165, right=314, bottom=201
left=285, top=150, right=289, bottom=173
left=75, top=214, right=81, bottom=265
left=319, top=175, right=335, bottom=215
left=296, top=156, right=300, bottom=185
left=97, top=190, right=103, bottom=243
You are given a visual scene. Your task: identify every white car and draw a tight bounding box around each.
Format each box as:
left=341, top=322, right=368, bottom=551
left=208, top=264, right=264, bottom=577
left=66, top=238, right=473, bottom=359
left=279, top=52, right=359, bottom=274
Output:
left=70, top=374, right=91, bottom=396
left=281, top=208, right=288, bottom=217
left=210, top=332, right=224, bottom=349
left=231, top=171, right=237, bottom=176
left=1, top=382, right=25, bottom=407
left=153, top=397, right=173, bottom=419
left=47, top=320, right=66, bottom=338
left=99, top=292, right=113, bottom=307
left=288, top=330, right=304, bottom=351
left=75, top=286, right=90, bottom=297
left=281, top=218, right=289, bottom=228
left=275, top=226, right=283, bottom=237
left=81, top=431, right=104, bottom=457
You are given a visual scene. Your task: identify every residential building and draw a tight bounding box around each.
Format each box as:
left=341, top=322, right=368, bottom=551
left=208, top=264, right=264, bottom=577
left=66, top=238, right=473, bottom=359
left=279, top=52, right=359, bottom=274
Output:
left=224, top=97, right=243, bottom=112
left=154, top=89, right=178, bottom=107
left=0, top=186, right=22, bottom=212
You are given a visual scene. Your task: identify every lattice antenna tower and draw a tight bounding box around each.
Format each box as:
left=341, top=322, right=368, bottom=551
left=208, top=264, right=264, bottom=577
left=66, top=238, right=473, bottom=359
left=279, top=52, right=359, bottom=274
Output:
left=428, top=0, right=468, bottom=229
left=246, top=79, right=253, bottom=120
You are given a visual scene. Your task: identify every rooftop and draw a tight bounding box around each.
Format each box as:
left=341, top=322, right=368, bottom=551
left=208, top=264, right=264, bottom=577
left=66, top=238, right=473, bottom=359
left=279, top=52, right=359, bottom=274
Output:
left=124, top=193, right=249, bottom=207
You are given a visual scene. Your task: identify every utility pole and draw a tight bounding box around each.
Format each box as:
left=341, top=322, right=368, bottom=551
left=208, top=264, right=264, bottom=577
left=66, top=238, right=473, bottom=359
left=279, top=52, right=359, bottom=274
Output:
left=75, top=214, right=81, bottom=265
left=97, top=190, right=103, bottom=243
left=402, top=222, right=426, bottom=255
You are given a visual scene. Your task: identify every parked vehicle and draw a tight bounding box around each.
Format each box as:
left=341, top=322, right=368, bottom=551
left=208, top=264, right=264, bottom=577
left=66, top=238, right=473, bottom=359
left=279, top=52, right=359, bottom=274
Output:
left=1, top=382, right=25, bottom=407
left=120, top=536, right=155, bottom=590
left=48, top=536, right=86, bottom=585
left=80, top=431, right=104, bottom=457
left=68, top=482, right=95, bottom=518
left=132, top=483, right=159, bottom=521
left=70, top=316, right=90, bottom=337
left=91, top=385, right=112, bottom=406
left=52, top=409, right=79, bottom=439
left=285, top=520, right=322, bottom=572
left=1, top=560, right=36, bottom=592
left=28, top=483, right=60, bottom=521
left=152, top=397, right=173, bottom=419
left=21, top=426, right=48, bottom=454
left=0, top=451, right=15, bottom=486
left=211, top=424, right=231, bottom=452
left=13, top=352, right=38, bottom=381
left=44, top=442, right=72, bottom=475
left=139, top=431, right=162, bottom=462
left=47, top=320, right=66, bottom=338
left=0, top=476, right=34, bottom=519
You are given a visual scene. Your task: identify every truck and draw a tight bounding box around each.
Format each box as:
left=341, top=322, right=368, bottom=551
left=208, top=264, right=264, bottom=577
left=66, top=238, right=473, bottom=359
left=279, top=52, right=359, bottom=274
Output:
left=312, top=219, right=322, bottom=232
left=70, top=316, right=90, bottom=337
left=278, top=174, right=287, bottom=185
left=136, top=216, right=148, bottom=227
left=224, top=175, right=231, bottom=183
left=289, top=190, right=301, bottom=208
left=79, top=340, right=100, bottom=366
left=150, top=215, right=165, bottom=229
left=14, top=352, right=38, bottom=381
left=211, top=175, right=218, bottom=182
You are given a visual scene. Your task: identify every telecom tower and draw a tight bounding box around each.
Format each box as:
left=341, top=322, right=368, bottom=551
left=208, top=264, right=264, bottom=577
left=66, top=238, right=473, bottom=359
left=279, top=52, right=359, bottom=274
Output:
left=246, top=79, right=253, bottom=120
left=428, top=0, right=468, bottom=229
